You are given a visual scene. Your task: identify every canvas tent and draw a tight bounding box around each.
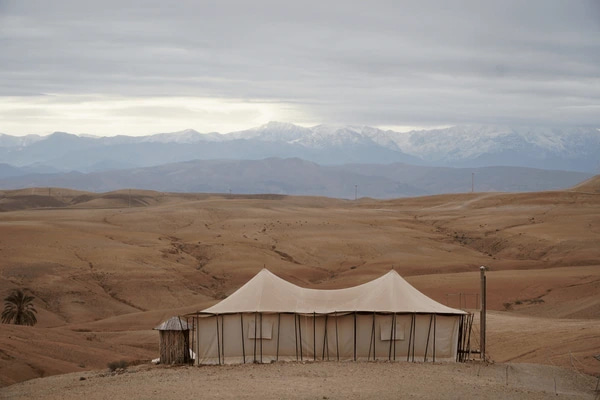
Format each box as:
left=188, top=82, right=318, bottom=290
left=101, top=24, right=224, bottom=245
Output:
left=187, top=269, right=469, bottom=365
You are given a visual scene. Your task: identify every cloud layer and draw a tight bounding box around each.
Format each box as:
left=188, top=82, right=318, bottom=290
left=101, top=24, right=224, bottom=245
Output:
left=1, top=0, right=599, bottom=135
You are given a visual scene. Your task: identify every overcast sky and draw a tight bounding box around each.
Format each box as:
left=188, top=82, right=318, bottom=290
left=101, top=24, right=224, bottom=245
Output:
left=1, top=0, right=599, bottom=136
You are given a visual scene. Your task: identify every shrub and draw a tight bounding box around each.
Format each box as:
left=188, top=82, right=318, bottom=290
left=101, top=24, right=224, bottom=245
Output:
left=107, top=360, right=128, bottom=371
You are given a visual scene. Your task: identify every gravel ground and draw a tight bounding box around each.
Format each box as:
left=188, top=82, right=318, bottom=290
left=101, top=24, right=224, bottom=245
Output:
left=1, top=361, right=597, bottom=400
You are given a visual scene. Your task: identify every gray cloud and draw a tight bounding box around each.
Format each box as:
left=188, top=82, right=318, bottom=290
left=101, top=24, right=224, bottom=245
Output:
left=0, top=0, right=599, bottom=134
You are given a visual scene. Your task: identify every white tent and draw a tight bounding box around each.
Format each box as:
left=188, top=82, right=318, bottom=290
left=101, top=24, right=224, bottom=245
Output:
left=188, top=269, right=469, bottom=364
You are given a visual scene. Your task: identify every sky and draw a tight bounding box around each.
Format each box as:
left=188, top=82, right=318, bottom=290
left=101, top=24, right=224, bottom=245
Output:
left=0, top=0, right=599, bottom=136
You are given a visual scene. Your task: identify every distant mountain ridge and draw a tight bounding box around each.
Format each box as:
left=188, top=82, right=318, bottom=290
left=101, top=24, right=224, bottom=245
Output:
left=0, top=158, right=592, bottom=199
left=1, top=122, right=599, bottom=173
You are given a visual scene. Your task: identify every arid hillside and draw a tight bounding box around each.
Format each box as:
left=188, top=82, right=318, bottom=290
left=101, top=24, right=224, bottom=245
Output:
left=0, top=183, right=599, bottom=388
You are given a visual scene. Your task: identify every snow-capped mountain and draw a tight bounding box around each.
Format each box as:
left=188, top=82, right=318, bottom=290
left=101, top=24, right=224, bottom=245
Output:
left=0, top=122, right=598, bottom=173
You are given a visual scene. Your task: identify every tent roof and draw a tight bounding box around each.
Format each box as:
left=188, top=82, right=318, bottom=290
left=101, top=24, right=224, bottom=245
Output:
left=199, top=269, right=466, bottom=315
left=154, top=316, right=191, bottom=331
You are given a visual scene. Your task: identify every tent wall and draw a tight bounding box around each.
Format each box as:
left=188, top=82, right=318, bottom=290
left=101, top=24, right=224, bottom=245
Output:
left=194, top=312, right=460, bottom=365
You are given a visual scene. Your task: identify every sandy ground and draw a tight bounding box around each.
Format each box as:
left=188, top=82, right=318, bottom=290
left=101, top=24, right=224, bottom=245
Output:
left=0, top=180, right=599, bottom=395
left=2, top=361, right=598, bottom=400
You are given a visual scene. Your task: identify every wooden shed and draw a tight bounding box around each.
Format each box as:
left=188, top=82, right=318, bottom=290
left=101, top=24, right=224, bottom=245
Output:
left=154, top=316, right=192, bottom=364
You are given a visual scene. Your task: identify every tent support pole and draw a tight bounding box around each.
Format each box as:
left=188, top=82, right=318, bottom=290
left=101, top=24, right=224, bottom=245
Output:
left=388, top=314, right=394, bottom=361
left=221, top=315, right=225, bottom=363
left=196, top=316, right=200, bottom=366
left=323, top=314, right=328, bottom=360
left=393, top=313, right=397, bottom=361
left=260, top=313, right=263, bottom=364
left=425, top=314, right=433, bottom=362
left=298, top=314, right=303, bottom=361
left=294, top=313, right=298, bottom=361
left=368, top=312, right=375, bottom=361
left=313, top=312, right=316, bottom=361
left=216, top=315, right=221, bottom=365
left=335, top=312, right=339, bottom=361
left=407, top=314, right=413, bottom=362
left=412, top=314, right=417, bottom=362
left=353, top=312, right=357, bottom=361
left=276, top=313, right=281, bottom=361
left=186, top=317, right=191, bottom=364
left=433, top=313, right=437, bottom=363
left=253, top=312, right=257, bottom=363
left=240, top=314, right=246, bottom=364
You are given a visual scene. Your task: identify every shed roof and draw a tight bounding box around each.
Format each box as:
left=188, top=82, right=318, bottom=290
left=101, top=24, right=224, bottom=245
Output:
left=154, top=316, right=191, bottom=331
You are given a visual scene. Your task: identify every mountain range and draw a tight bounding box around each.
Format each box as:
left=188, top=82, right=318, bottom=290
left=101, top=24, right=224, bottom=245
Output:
left=1, top=122, right=599, bottom=173
left=0, top=122, right=597, bottom=198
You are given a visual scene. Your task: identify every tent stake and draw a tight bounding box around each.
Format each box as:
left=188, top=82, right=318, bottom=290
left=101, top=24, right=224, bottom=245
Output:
left=240, top=314, right=246, bottom=364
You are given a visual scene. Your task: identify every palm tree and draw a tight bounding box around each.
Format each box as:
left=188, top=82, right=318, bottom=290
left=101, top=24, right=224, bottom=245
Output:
left=1, top=289, right=38, bottom=326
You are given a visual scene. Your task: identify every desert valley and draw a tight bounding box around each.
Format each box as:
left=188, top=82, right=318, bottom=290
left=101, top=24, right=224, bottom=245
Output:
left=0, top=176, right=599, bottom=398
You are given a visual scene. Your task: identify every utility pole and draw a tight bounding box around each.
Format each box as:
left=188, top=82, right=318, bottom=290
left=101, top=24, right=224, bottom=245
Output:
left=355, top=185, right=358, bottom=201
left=480, top=265, right=487, bottom=361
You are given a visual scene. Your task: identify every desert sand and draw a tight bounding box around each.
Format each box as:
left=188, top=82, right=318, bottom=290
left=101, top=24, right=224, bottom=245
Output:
left=1, top=178, right=599, bottom=397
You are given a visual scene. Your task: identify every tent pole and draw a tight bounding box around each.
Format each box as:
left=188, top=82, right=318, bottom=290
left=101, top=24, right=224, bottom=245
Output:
left=335, top=312, right=339, bottom=361
left=221, top=315, right=225, bottom=363
left=196, top=316, right=200, bottom=366
left=393, top=313, right=397, bottom=361
left=407, top=314, right=413, bottom=362
left=353, top=312, right=357, bottom=361
left=298, top=314, right=303, bottom=361
left=323, top=314, right=328, bottom=360
left=425, top=314, right=433, bottom=362
left=412, top=314, right=417, bottom=362
left=253, top=312, right=257, bottom=363
left=260, top=313, right=263, bottom=364
left=216, top=315, right=221, bottom=365
left=388, top=314, right=394, bottom=361
left=368, top=312, right=375, bottom=361
left=373, top=313, right=376, bottom=360
left=433, top=313, right=437, bottom=363
left=187, top=317, right=192, bottom=364
left=240, top=314, right=246, bottom=364
left=276, top=313, right=281, bottom=361
left=313, top=312, right=316, bottom=361
left=294, top=313, right=298, bottom=361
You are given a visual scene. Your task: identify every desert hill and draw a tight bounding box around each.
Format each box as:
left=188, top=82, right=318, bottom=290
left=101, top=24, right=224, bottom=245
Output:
left=571, top=174, right=600, bottom=194
left=0, top=184, right=599, bottom=388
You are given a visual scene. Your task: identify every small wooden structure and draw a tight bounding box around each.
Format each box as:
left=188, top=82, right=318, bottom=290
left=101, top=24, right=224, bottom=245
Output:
left=155, top=316, right=192, bottom=364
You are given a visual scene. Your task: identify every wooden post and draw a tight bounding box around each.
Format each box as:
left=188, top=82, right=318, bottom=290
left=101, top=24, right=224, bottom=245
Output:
left=480, top=266, right=487, bottom=361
